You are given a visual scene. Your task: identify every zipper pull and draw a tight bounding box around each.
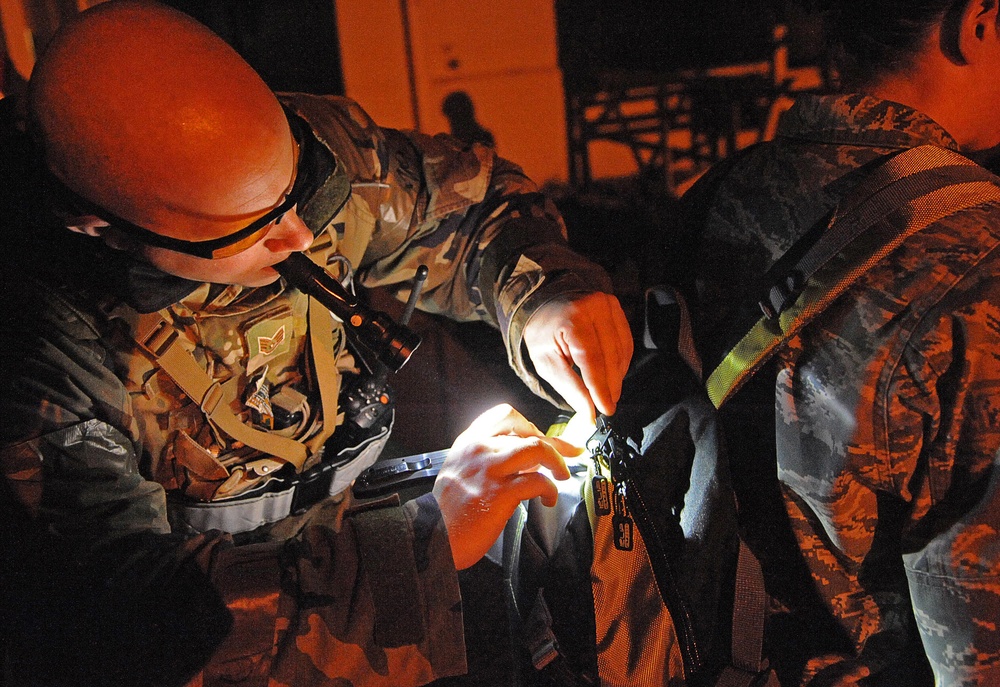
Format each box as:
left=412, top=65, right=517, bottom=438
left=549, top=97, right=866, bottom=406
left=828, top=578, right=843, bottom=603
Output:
left=603, top=422, right=633, bottom=485
left=612, top=483, right=634, bottom=551
left=587, top=415, right=614, bottom=519
left=593, top=473, right=612, bottom=516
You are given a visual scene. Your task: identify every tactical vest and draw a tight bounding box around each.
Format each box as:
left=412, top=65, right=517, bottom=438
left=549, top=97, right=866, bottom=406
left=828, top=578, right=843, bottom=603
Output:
left=103, top=95, right=401, bottom=534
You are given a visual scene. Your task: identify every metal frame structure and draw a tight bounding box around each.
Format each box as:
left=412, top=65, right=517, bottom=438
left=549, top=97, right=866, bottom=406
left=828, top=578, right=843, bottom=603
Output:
left=564, top=24, right=814, bottom=197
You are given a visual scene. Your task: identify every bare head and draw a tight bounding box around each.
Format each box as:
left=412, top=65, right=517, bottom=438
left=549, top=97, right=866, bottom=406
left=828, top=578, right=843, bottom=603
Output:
left=27, top=0, right=296, bottom=244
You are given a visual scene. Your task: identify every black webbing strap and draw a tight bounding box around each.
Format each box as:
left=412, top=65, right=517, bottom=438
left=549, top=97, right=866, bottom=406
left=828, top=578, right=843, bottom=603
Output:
left=501, top=502, right=528, bottom=676
left=707, top=145, right=1000, bottom=407
left=758, top=148, right=988, bottom=319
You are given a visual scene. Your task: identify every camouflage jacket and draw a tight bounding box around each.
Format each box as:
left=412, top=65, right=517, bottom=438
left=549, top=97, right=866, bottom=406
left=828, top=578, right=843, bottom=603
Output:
left=0, top=94, right=612, bottom=686
left=678, top=93, right=1000, bottom=686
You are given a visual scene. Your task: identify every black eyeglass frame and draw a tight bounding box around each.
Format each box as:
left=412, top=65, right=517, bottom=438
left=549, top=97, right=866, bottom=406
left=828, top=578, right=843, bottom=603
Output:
left=44, top=128, right=311, bottom=260
left=86, top=174, right=306, bottom=260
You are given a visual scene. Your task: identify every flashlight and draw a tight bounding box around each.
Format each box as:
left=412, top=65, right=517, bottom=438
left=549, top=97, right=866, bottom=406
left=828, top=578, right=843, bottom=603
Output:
left=275, top=252, right=421, bottom=372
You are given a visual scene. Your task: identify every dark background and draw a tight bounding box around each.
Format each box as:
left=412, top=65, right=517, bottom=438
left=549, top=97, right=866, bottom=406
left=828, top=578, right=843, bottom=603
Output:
left=165, top=0, right=822, bottom=95
left=161, top=0, right=344, bottom=94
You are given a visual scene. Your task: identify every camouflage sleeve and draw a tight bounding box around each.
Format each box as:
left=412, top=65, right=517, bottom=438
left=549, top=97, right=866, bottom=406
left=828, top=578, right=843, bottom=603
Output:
left=887, top=267, right=1000, bottom=685
left=904, top=518, right=1000, bottom=686
left=1, top=286, right=465, bottom=686
left=766, top=208, right=1000, bottom=685
left=355, top=121, right=613, bottom=403
left=282, top=93, right=614, bottom=402
left=844, top=311, right=1000, bottom=687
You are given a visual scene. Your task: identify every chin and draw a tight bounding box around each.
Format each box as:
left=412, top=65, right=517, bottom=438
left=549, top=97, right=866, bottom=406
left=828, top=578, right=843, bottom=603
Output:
left=236, top=268, right=282, bottom=288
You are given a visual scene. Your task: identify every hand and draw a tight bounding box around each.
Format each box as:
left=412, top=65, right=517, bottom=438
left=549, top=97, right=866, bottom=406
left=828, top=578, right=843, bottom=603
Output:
left=522, top=292, right=633, bottom=423
left=432, top=404, right=580, bottom=570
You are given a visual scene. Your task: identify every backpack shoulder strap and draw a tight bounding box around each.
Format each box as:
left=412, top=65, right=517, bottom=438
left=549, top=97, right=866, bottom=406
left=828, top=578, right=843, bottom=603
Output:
left=708, top=145, right=1000, bottom=687
left=707, top=145, right=1000, bottom=408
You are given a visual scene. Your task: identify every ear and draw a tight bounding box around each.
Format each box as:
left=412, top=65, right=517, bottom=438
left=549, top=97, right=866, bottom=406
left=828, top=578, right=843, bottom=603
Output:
left=955, top=0, right=1000, bottom=65
left=64, top=215, right=110, bottom=238
left=63, top=216, right=137, bottom=252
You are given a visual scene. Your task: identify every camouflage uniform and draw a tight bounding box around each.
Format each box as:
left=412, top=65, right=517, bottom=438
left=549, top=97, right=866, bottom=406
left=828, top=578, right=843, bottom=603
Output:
left=678, top=93, right=1000, bottom=686
left=0, top=93, right=613, bottom=686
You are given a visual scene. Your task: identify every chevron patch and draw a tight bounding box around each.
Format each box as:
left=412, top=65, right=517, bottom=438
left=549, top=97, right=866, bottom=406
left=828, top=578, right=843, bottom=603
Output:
left=245, top=314, right=294, bottom=374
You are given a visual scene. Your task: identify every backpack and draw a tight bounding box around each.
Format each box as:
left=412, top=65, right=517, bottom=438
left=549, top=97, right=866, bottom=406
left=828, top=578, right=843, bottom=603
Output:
left=502, top=145, right=1000, bottom=687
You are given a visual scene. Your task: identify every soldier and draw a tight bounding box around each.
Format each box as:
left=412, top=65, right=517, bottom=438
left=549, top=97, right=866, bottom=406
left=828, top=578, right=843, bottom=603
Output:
left=0, top=1, right=632, bottom=685
left=676, top=0, right=1000, bottom=684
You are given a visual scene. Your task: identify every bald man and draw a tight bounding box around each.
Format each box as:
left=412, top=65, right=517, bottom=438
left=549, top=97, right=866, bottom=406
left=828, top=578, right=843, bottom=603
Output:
left=0, top=1, right=632, bottom=685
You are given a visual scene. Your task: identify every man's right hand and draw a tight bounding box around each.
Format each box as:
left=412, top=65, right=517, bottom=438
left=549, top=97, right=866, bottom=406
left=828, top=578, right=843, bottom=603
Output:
left=432, top=404, right=579, bottom=570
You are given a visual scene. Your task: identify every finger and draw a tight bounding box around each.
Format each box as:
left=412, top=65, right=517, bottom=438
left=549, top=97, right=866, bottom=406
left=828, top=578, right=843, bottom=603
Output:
left=562, top=321, right=618, bottom=418
left=555, top=413, right=598, bottom=450
left=541, top=434, right=585, bottom=458
left=611, top=301, right=634, bottom=387
left=500, top=438, right=594, bottom=470
left=536, top=345, right=597, bottom=423
left=589, top=295, right=633, bottom=412
left=602, top=296, right=632, bottom=381
left=491, top=408, right=545, bottom=439
left=488, top=436, right=572, bottom=480
left=571, top=302, right=630, bottom=415
left=507, top=471, right=560, bottom=507
left=463, top=403, right=544, bottom=440
left=596, top=301, right=633, bottom=413
left=614, top=301, right=635, bottom=368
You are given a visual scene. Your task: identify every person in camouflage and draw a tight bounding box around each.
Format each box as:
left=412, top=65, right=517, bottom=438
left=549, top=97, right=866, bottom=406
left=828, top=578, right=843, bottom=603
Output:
left=676, top=1, right=1000, bottom=685
left=0, top=2, right=633, bottom=685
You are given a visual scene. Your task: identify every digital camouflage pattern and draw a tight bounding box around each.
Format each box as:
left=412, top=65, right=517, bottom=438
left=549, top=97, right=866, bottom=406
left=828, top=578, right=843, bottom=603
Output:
left=0, top=94, right=613, bottom=686
left=680, top=93, right=1000, bottom=685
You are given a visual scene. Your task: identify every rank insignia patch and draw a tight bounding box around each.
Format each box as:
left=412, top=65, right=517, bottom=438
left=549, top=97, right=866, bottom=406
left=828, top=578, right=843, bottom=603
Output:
left=258, top=326, right=286, bottom=356
left=245, top=315, right=293, bottom=374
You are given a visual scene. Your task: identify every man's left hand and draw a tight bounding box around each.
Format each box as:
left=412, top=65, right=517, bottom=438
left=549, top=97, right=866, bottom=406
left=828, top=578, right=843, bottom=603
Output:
left=522, top=292, right=633, bottom=422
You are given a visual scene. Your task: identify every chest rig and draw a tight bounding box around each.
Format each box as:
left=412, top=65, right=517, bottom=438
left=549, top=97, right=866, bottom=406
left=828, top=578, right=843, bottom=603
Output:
left=107, top=241, right=388, bottom=534
left=103, top=98, right=411, bottom=533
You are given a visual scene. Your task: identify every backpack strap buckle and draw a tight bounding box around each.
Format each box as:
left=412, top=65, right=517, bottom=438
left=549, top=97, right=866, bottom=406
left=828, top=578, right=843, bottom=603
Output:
left=758, top=270, right=803, bottom=320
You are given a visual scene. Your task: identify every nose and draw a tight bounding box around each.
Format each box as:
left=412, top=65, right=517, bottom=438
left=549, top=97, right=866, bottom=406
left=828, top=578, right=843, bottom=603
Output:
left=263, top=209, right=313, bottom=253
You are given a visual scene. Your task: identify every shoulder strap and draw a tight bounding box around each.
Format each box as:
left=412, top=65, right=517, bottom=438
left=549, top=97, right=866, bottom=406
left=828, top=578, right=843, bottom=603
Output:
left=706, top=145, right=1000, bottom=408
left=124, top=249, right=347, bottom=473
left=132, top=311, right=312, bottom=470
left=715, top=540, right=780, bottom=687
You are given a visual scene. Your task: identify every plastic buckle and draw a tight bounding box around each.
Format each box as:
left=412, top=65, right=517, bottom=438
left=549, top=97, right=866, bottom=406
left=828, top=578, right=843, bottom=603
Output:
left=758, top=271, right=803, bottom=320
left=138, top=318, right=179, bottom=357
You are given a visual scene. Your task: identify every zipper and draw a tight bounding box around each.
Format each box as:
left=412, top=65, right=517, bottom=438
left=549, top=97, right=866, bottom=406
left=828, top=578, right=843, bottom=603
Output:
left=588, top=416, right=704, bottom=677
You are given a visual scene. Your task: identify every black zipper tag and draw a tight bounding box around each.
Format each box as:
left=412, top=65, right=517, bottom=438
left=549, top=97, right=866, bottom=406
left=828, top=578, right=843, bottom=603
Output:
left=613, top=514, right=634, bottom=551
left=613, top=484, right=630, bottom=517
left=588, top=415, right=635, bottom=550
left=593, top=475, right=612, bottom=516
left=612, top=485, right=634, bottom=551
